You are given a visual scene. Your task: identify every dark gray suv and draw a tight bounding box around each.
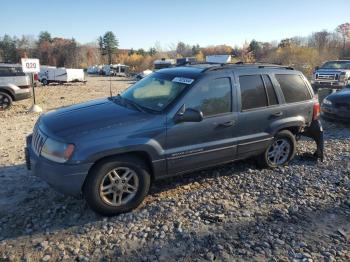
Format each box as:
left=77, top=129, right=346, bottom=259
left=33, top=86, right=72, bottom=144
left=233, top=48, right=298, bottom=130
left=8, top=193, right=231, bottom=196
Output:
left=25, top=63, right=324, bottom=215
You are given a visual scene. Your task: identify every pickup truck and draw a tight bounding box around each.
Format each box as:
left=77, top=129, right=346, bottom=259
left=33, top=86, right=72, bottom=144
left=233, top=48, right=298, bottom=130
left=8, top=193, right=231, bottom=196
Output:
left=311, top=60, right=350, bottom=91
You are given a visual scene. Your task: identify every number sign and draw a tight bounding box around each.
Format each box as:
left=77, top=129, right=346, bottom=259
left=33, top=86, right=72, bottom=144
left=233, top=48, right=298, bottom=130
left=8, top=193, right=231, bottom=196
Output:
left=21, top=58, right=40, bottom=73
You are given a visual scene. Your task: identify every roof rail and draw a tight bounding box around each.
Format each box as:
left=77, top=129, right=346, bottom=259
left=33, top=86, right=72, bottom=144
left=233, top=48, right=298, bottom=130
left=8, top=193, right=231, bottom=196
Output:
left=201, top=63, right=295, bottom=72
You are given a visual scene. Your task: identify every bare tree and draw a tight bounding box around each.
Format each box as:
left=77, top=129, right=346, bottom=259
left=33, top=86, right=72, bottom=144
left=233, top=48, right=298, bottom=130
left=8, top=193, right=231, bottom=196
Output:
left=309, top=30, right=330, bottom=53
left=336, top=23, right=350, bottom=50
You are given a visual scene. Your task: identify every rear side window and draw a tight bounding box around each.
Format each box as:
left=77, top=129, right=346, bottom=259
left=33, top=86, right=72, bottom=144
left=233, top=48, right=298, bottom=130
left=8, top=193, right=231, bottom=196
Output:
left=239, top=75, right=268, bottom=110
left=262, top=75, right=278, bottom=105
left=0, top=67, right=12, bottom=77
left=275, top=74, right=312, bottom=103
left=187, top=77, right=232, bottom=117
left=0, top=67, right=24, bottom=77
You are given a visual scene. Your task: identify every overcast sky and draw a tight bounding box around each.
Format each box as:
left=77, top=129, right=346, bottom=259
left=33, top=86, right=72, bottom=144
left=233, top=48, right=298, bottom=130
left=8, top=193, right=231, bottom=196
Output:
left=1, top=0, right=349, bottom=49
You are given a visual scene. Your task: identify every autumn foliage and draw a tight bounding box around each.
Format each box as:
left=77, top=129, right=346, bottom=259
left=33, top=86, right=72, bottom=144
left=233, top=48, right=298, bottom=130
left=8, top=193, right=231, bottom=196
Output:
left=0, top=23, right=349, bottom=77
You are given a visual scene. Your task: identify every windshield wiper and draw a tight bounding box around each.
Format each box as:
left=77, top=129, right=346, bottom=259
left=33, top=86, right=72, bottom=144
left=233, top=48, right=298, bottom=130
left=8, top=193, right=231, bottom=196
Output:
left=115, top=94, right=146, bottom=113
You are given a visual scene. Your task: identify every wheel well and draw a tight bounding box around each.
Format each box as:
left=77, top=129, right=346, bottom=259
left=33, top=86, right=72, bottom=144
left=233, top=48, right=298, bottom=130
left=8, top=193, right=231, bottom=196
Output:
left=278, top=126, right=301, bottom=136
left=0, top=88, right=14, bottom=100
left=87, top=151, right=155, bottom=182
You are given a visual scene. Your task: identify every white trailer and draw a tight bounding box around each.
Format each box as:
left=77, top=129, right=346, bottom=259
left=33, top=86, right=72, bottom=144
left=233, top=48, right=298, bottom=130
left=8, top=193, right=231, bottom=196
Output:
left=206, top=55, right=231, bottom=64
left=39, top=66, right=85, bottom=85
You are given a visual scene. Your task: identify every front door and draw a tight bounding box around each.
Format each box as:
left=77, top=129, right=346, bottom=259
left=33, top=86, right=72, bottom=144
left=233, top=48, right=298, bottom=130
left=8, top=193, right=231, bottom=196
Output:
left=166, top=74, right=238, bottom=175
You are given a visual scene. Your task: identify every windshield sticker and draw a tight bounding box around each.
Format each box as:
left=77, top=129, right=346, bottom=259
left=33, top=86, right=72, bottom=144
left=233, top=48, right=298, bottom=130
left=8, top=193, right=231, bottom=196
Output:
left=172, top=77, right=194, bottom=85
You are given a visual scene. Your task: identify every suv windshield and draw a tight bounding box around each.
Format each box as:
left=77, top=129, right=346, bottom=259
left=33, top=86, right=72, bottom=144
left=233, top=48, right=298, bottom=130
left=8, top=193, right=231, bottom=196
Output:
left=121, top=72, right=192, bottom=112
left=320, top=61, right=350, bottom=69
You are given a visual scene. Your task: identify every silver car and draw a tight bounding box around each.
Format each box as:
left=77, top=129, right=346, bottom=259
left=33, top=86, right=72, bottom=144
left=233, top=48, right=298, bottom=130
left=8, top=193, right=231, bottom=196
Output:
left=0, top=63, right=32, bottom=110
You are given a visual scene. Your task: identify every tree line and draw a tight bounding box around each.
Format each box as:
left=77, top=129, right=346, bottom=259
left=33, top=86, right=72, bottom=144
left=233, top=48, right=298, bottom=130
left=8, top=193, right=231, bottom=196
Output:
left=0, top=23, right=349, bottom=76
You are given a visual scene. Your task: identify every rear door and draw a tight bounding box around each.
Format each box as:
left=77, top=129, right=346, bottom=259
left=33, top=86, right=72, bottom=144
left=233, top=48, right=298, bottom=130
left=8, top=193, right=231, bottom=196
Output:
left=273, top=73, right=314, bottom=124
left=166, top=73, right=238, bottom=175
left=234, top=72, right=281, bottom=158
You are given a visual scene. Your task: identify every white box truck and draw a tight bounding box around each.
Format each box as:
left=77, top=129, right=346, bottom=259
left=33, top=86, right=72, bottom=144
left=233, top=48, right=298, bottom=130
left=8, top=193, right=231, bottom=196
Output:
left=39, top=66, right=85, bottom=85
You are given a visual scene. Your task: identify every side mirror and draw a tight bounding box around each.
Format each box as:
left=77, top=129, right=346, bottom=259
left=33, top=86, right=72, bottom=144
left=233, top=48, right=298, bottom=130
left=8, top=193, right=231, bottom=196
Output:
left=174, top=107, right=203, bottom=123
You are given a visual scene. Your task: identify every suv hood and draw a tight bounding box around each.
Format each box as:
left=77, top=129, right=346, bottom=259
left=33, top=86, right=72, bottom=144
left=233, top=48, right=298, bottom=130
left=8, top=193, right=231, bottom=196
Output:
left=326, top=88, right=350, bottom=103
left=39, top=98, right=155, bottom=139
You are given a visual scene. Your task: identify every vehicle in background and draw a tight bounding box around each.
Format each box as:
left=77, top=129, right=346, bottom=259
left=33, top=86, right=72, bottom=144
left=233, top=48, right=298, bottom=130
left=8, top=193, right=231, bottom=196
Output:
left=39, top=66, right=85, bottom=85
left=311, top=60, right=350, bottom=91
left=0, top=63, right=32, bottom=110
left=26, top=63, right=324, bottom=215
left=176, top=57, right=196, bottom=66
left=321, top=84, right=350, bottom=123
left=206, top=55, right=232, bottom=64
left=102, top=64, right=129, bottom=76
left=135, top=69, right=153, bottom=80
left=87, top=65, right=103, bottom=75
left=154, top=58, right=176, bottom=70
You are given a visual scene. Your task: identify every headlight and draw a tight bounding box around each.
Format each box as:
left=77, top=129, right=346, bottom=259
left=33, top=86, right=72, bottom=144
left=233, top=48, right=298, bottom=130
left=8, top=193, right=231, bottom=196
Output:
left=41, top=138, right=75, bottom=163
left=322, top=98, right=332, bottom=106
left=339, top=72, right=346, bottom=81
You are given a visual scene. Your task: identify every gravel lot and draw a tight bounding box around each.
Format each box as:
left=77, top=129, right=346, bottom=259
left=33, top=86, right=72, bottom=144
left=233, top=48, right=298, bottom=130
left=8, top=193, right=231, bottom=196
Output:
left=0, top=76, right=349, bottom=262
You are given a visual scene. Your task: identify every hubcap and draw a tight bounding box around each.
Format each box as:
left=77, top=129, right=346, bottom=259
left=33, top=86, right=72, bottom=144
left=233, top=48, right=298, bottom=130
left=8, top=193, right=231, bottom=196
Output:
left=267, top=138, right=291, bottom=165
left=99, top=167, right=139, bottom=207
left=0, top=94, right=10, bottom=110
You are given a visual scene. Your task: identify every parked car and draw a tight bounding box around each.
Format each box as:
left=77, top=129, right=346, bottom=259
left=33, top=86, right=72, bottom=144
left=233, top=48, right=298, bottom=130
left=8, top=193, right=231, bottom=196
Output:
left=0, top=63, right=32, bottom=110
left=311, top=60, right=350, bottom=91
left=321, top=85, right=350, bottom=123
left=39, top=66, right=85, bottom=85
left=25, top=63, right=324, bottom=215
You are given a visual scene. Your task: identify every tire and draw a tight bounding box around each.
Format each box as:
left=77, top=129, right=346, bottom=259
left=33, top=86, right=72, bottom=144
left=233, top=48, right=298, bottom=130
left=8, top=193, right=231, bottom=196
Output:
left=83, top=156, right=151, bottom=216
left=257, top=130, right=296, bottom=168
left=0, top=91, right=13, bottom=110
left=41, top=79, right=48, bottom=86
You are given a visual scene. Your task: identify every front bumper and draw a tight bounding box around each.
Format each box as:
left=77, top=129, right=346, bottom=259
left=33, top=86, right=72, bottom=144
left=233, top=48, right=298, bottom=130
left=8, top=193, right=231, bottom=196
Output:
left=311, top=81, right=346, bottom=90
left=25, top=135, right=93, bottom=197
left=14, top=90, right=32, bottom=101
left=321, top=105, right=350, bottom=123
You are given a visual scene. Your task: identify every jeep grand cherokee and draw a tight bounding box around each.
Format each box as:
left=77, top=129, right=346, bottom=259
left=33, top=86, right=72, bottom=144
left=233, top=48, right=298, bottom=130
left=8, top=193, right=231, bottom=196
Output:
left=25, top=63, right=324, bottom=215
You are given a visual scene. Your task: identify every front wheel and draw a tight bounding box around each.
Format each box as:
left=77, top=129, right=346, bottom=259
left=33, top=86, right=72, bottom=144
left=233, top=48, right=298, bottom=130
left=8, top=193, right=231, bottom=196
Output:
left=257, top=130, right=296, bottom=168
left=83, top=156, right=151, bottom=216
left=0, top=91, right=13, bottom=110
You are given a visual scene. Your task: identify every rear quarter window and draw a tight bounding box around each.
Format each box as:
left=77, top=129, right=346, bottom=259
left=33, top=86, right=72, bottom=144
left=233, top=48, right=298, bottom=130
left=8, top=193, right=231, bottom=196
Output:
left=275, top=74, right=312, bottom=103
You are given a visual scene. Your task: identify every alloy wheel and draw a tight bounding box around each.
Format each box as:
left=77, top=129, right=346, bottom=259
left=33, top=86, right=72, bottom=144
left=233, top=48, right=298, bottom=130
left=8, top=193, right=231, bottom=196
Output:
left=99, top=167, right=139, bottom=206
left=267, top=138, right=291, bottom=165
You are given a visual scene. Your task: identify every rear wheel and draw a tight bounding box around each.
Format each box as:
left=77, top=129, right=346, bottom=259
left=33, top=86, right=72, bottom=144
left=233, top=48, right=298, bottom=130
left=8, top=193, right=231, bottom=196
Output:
left=0, top=91, right=13, bottom=110
left=41, top=78, right=48, bottom=86
left=83, top=156, right=151, bottom=216
left=257, top=130, right=296, bottom=168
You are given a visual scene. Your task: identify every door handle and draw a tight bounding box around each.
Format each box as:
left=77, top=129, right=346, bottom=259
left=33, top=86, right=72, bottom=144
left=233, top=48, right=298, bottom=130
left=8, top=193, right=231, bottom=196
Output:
left=271, top=111, right=283, bottom=117
left=218, top=121, right=235, bottom=127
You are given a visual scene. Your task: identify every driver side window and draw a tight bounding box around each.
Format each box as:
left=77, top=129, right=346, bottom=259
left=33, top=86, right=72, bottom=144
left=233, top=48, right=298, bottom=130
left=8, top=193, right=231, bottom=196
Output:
left=186, top=77, right=232, bottom=117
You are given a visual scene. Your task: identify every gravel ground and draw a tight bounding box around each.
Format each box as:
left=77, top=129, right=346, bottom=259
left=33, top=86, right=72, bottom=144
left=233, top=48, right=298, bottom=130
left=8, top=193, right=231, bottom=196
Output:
left=0, top=76, right=349, bottom=262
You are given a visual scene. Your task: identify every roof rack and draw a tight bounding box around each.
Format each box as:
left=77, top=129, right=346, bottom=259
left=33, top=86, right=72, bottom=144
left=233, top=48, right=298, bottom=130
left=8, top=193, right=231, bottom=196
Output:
left=200, top=62, right=294, bottom=72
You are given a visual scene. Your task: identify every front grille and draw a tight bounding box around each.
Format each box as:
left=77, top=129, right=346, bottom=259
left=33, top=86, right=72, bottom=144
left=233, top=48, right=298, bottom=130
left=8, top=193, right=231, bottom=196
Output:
left=32, top=127, right=46, bottom=155
left=334, top=102, right=350, bottom=110
left=316, top=74, right=336, bottom=81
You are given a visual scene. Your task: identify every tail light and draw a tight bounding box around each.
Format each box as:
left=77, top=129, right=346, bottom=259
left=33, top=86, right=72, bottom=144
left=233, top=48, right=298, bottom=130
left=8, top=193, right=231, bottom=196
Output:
left=313, top=100, right=320, bottom=120
left=34, top=73, right=39, bottom=81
